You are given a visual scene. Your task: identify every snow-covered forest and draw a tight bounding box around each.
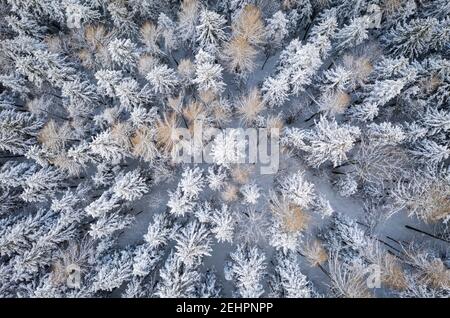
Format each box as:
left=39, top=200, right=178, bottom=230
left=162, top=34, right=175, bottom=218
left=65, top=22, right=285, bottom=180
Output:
left=0, top=0, right=449, bottom=298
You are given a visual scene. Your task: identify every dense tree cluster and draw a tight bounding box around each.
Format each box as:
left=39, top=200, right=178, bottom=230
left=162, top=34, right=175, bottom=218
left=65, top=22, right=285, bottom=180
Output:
left=0, top=0, right=448, bottom=298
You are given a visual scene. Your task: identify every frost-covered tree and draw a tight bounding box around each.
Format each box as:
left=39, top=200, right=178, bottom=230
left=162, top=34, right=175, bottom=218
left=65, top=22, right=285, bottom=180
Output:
left=276, top=38, right=324, bottom=96
left=167, top=167, right=205, bottom=217
left=108, top=38, right=138, bottom=68
left=174, top=221, right=212, bottom=268
left=401, top=246, right=450, bottom=292
left=167, top=187, right=196, bottom=217
left=95, top=70, right=123, bottom=98
left=143, top=213, right=172, bottom=249
left=328, top=252, right=373, bottom=298
left=132, top=244, right=163, bottom=277
left=335, top=174, right=358, bottom=197
left=232, top=4, right=265, bottom=46
left=390, top=173, right=450, bottom=224
left=106, top=1, right=138, bottom=35
left=155, top=252, right=200, bottom=298
left=197, top=270, right=222, bottom=297
left=236, top=87, right=265, bottom=125
left=157, top=13, right=178, bottom=52
left=89, top=212, right=134, bottom=239
left=320, top=213, right=372, bottom=261
left=0, top=110, right=43, bottom=155
left=140, top=22, right=161, bottom=55
left=210, top=204, right=235, bottom=243
left=85, top=189, right=119, bottom=218
left=146, top=64, right=179, bottom=95
left=334, top=15, right=372, bottom=50
left=411, top=139, right=450, bottom=167
left=226, top=244, right=266, bottom=298
left=0, top=73, right=29, bottom=96
left=366, top=122, right=406, bottom=146
left=261, top=74, right=290, bottom=108
left=265, top=11, right=289, bottom=52
left=111, top=78, right=149, bottom=110
left=383, top=18, right=438, bottom=58
left=422, top=107, right=450, bottom=135
left=222, top=36, right=257, bottom=77
left=177, top=0, right=200, bottom=45
left=351, top=77, right=409, bottom=122
left=90, top=129, right=129, bottom=163
left=279, top=170, right=316, bottom=208
left=179, top=167, right=204, bottom=199
left=20, top=167, right=63, bottom=203
left=206, top=166, right=227, bottom=191
left=92, top=250, right=133, bottom=292
left=194, top=50, right=226, bottom=93
left=196, top=9, right=227, bottom=53
left=0, top=0, right=448, bottom=300
left=299, top=116, right=361, bottom=167
left=0, top=209, right=51, bottom=257
left=112, top=170, right=149, bottom=201
left=270, top=251, right=314, bottom=298
left=0, top=161, right=36, bottom=190
left=64, top=0, right=100, bottom=29
left=209, top=129, right=247, bottom=167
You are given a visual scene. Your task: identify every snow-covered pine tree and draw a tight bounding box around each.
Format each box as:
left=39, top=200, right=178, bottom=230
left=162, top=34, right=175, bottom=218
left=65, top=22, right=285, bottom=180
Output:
left=112, top=169, right=149, bottom=202
left=108, top=38, right=138, bottom=68
left=197, top=270, right=222, bottom=297
left=92, top=249, right=133, bottom=292
left=0, top=0, right=448, bottom=300
left=194, top=49, right=226, bottom=93
left=210, top=204, right=235, bottom=243
left=146, top=64, right=179, bottom=95
left=0, top=109, right=43, bottom=155
left=177, top=0, right=200, bottom=46
left=382, top=18, right=438, bottom=58
left=334, top=14, right=372, bottom=50
left=157, top=13, right=179, bottom=52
